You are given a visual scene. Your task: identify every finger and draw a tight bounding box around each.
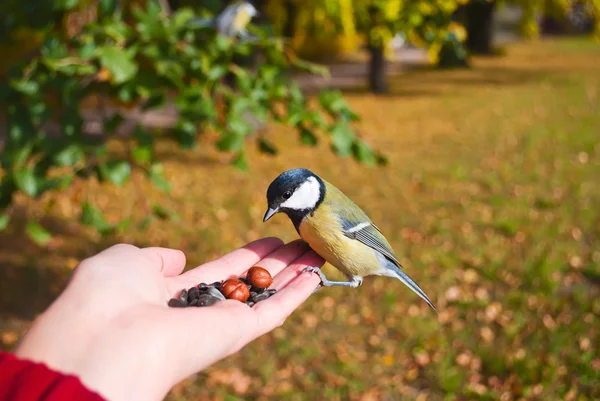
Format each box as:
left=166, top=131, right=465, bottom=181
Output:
left=170, top=237, right=283, bottom=291
left=140, top=247, right=187, bottom=277
left=252, top=270, right=321, bottom=337
left=245, top=239, right=310, bottom=281
left=270, top=250, right=325, bottom=290
left=251, top=251, right=324, bottom=336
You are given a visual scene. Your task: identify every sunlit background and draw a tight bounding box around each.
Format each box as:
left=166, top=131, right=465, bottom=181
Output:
left=1, top=1, right=599, bottom=400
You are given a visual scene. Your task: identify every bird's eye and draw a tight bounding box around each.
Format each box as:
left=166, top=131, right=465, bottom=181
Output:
left=283, top=191, right=292, bottom=199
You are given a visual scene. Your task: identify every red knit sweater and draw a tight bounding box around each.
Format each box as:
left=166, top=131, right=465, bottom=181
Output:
left=0, top=351, right=106, bottom=401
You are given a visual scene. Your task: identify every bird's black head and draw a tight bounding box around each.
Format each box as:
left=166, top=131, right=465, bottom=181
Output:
left=263, top=168, right=325, bottom=225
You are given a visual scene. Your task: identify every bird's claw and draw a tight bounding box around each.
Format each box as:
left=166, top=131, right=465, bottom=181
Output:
left=302, top=266, right=325, bottom=281
left=302, top=266, right=326, bottom=293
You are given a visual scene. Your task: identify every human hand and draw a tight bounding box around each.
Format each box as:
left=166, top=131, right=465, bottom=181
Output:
left=15, top=238, right=323, bottom=401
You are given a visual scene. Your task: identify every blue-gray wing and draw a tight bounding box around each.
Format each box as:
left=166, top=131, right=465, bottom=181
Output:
left=326, top=185, right=402, bottom=267
left=342, top=222, right=402, bottom=267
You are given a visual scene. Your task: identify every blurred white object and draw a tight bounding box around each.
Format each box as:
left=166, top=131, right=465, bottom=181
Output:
left=216, top=1, right=259, bottom=38
left=390, top=32, right=406, bottom=49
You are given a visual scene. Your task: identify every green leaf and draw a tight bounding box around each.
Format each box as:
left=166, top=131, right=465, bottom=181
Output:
left=208, top=65, right=228, bottom=81
left=258, top=138, right=277, bottom=155
left=217, top=133, right=245, bottom=152
left=55, top=144, right=84, bottom=166
left=97, top=46, right=138, bottom=84
left=232, top=151, right=248, bottom=171
left=352, top=141, right=377, bottom=165
left=26, top=221, right=52, bottom=246
left=99, top=0, right=117, bottom=15
left=117, top=218, right=133, bottom=232
left=138, top=216, right=154, bottom=230
left=14, top=168, right=38, bottom=197
left=54, top=0, right=78, bottom=10
left=10, top=79, right=39, bottom=96
left=173, top=8, right=195, bottom=28
left=0, top=214, right=9, bottom=232
left=12, top=143, right=34, bottom=168
left=39, top=175, right=74, bottom=192
left=300, top=127, right=318, bottom=146
left=132, top=144, right=152, bottom=164
left=215, top=36, right=233, bottom=52
left=329, top=122, right=354, bottom=156
left=81, top=202, right=115, bottom=234
left=148, top=163, right=171, bottom=193
left=293, top=59, right=330, bottom=77
left=151, top=203, right=181, bottom=221
left=98, top=161, right=131, bottom=186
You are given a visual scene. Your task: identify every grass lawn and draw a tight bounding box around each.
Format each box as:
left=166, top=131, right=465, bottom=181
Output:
left=1, top=37, right=599, bottom=400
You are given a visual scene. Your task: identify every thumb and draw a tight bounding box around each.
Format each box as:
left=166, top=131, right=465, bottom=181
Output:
left=140, top=247, right=187, bottom=277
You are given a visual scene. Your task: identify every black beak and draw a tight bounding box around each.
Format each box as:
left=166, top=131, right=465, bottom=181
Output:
left=263, top=207, right=278, bottom=222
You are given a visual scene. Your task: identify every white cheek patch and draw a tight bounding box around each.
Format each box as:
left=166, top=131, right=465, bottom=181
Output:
left=281, top=176, right=321, bottom=210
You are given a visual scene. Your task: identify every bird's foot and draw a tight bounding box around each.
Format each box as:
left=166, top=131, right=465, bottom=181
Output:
left=302, top=267, right=362, bottom=291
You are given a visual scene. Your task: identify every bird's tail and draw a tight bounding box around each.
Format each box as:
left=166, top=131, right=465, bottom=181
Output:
left=187, top=18, right=217, bottom=29
left=390, top=265, right=438, bottom=312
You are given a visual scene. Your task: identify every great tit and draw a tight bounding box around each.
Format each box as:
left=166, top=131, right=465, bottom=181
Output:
left=263, top=168, right=437, bottom=311
left=189, top=1, right=258, bottom=38
left=221, top=1, right=258, bottom=38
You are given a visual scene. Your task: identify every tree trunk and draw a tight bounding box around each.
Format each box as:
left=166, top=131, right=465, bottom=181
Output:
left=368, top=45, right=388, bottom=94
left=283, top=1, right=298, bottom=38
left=465, top=0, right=496, bottom=54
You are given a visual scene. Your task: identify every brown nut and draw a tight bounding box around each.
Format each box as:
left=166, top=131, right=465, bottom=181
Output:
left=246, top=266, right=273, bottom=289
left=221, top=279, right=250, bottom=302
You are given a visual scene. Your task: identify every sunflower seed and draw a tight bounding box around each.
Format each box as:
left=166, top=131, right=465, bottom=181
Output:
left=197, top=294, right=220, bottom=307
left=178, top=289, right=188, bottom=303
left=168, top=298, right=187, bottom=307
left=253, top=292, right=270, bottom=302
left=206, top=286, right=226, bottom=301
left=188, top=287, right=200, bottom=301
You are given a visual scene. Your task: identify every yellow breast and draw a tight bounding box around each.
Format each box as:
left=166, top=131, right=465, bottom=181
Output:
left=298, top=204, right=380, bottom=278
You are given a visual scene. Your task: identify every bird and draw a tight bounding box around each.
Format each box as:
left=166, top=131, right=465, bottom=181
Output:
left=188, top=1, right=258, bottom=39
left=263, top=168, right=437, bottom=311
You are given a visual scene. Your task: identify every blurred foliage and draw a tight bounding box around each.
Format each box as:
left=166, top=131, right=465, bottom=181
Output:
left=266, top=0, right=600, bottom=65
left=0, top=0, right=386, bottom=243
left=267, top=0, right=472, bottom=64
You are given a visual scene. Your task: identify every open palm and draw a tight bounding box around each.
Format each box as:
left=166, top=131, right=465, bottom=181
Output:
left=16, top=237, right=324, bottom=401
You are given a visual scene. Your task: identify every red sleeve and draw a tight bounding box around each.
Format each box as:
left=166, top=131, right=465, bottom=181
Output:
left=0, top=351, right=106, bottom=401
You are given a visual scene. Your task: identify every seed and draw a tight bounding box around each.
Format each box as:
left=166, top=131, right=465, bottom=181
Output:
left=245, top=301, right=255, bottom=307
left=221, top=279, right=250, bottom=302
left=198, top=283, right=208, bottom=290
left=206, top=286, right=226, bottom=301
left=253, top=292, right=270, bottom=303
left=253, top=287, right=266, bottom=294
left=178, top=289, right=188, bottom=303
left=197, top=294, right=220, bottom=307
left=246, top=266, right=273, bottom=289
left=188, top=287, right=200, bottom=301
left=188, top=298, right=199, bottom=306
left=267, top=289, right=277, bottom=296
left=210, top=281, right=222, bottom=289
left=168, top=298, right=187, bottom=307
